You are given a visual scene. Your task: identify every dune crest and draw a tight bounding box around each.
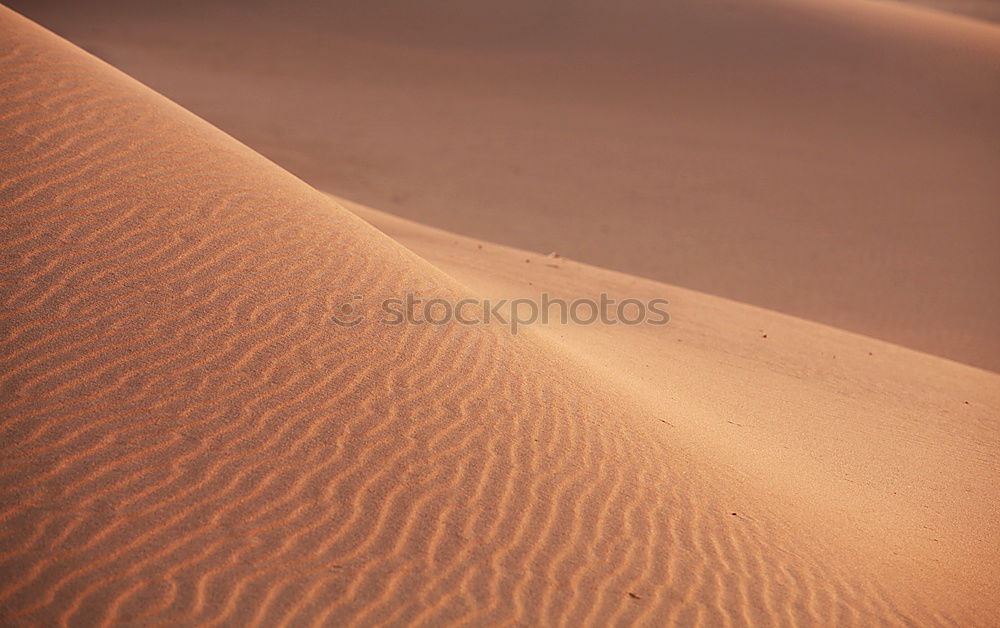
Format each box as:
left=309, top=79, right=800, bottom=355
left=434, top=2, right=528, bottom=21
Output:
left=7, top=0, right=999, bottom=369
left=1, top=7, right=997, bottom=626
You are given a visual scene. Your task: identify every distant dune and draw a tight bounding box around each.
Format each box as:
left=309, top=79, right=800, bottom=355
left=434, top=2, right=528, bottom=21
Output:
left=887, top=0, right=1000, bottom=23
left=7, top=0, right=1000, bottom=370
left=1, top=6, right=998, bottom=626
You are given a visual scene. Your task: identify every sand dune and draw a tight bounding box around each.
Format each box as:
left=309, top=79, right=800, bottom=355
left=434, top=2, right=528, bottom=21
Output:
left=7, top=0, right=1000, bottom=370
left=887, top=0, right=1000, bottom=22
left=1, top=7, right=998, bottom=626
left=345, top=196, right=1000, bottom=624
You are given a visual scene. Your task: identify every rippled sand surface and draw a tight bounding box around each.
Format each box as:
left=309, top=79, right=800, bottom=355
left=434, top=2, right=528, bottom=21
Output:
left=1, top=6, right=998, bottom=626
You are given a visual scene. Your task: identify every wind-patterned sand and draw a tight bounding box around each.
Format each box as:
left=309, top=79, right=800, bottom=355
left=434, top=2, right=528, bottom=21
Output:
left=1, top=7, right=998, bottom=626
left=10, top=0, right=1000, bottom=370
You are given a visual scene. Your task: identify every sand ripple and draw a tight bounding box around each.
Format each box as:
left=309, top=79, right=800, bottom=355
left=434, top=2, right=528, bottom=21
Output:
left=0, top=8, right=988, bottom=626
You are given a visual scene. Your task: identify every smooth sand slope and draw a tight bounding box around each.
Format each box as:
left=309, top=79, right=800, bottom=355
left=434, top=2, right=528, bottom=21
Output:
left=7, top=0, right=1000, bottom=370
left=2, top=7, right=999, bottom=627
left=887, top=0, right=1000, bottom=22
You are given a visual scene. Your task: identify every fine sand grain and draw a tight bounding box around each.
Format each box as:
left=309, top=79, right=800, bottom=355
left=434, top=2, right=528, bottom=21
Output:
left=7, top=0, right=1000, bottom=369
left=1, top=6, right=998, bottom=626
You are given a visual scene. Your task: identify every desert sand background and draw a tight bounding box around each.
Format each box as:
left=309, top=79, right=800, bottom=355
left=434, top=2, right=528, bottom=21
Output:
left=1, top=1, right=999, bottom=626
left=7, top=0, right=1000, bottom=371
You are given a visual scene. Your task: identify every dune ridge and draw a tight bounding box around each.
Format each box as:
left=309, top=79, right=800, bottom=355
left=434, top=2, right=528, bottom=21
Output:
left=346, top=195, right=1000, bottom=623
left=1, top=7, right=997, bottom=626
left=7, top=0, right=999, bottom=370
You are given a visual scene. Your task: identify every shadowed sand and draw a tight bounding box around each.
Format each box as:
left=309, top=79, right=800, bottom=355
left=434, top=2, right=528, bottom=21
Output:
left=886, top=0, right=1000, bottom=22
left=7, top=0, right=1000, bottom=370
left=1, top=6, right=998, bottom=627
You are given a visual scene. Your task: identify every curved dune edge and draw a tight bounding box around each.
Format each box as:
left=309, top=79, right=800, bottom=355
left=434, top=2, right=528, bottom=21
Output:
left=8, top=0, right=999, bottom=370
left=1, top=8, right=997, bottom=627
left=346, top=196, right=1000, bottom=615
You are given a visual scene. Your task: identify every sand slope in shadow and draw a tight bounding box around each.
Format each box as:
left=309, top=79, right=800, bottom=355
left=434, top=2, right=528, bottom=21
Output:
left=1, top=8, right=998, bottom=626
left=7, top=0, right=1000, bottom=369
